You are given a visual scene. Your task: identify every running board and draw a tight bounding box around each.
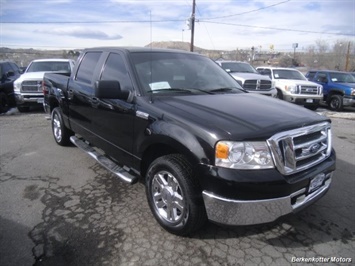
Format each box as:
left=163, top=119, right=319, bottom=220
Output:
left=70, top=136, right=138, bottom=184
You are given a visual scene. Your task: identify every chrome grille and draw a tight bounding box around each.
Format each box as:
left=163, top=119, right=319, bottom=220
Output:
left=21, top=80, right=42, bottom=92
left=298, top=85, right=320, bottom=95
left=243, top=80, right=272, bottom=90
left=267, top=122, right=332, bottom=175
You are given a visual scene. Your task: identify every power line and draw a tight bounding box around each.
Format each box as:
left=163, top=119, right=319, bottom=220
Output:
left=200, top=21, right=354, bottom=37
left=201, top=0, right=291, bottom=20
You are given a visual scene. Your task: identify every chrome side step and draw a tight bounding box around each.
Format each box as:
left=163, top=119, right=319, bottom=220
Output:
left=70, top=136, right=138, bottom=184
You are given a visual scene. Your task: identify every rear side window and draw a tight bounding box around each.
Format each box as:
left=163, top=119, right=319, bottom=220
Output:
left=76, top=52, right=102, bottom=84
left=306, top=71, right=316, bottom=80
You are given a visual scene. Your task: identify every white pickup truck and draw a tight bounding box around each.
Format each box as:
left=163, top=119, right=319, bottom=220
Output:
left=13, top=59, right=75, bottom=112
left=256, top=67, right=323, bottom=110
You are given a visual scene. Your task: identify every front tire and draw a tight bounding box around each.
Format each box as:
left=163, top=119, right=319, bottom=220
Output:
left=51, top=107, right=73, bottom=146
left=145, top=154, right=207, bottom=236
left=328, top=95, right=343, bottom=111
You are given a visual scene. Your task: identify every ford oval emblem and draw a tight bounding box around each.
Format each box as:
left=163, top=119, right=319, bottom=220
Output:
left=310, top=143, right=321, bottom=153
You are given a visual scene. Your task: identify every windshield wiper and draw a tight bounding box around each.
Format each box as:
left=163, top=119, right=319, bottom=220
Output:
left=209, top=87, right=239, bottom=94
left=146, top=88, right=192, bottom=93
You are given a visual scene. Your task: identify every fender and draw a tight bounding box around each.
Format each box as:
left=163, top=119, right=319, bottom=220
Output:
left=138, top=119, right=213, bottom=165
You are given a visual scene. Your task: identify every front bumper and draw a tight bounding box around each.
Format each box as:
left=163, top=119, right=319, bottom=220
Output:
left=283, top=94, right=322, bottom=105
left=203, top=173, right=332, bottom=225
left=15, top=93, right=44, bottom=106
left=198, top=149, right=335, bottom=226
left=248, top=88, right=278, bottom=97
left=343, top=95, right=355, bottom=107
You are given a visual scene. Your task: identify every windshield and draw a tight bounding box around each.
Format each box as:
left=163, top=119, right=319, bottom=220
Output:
left=131, top=52, right=244, bottom=95
left=26, top=61, right=71, bottom=73
left=220, top=62, right=258, bottom=73
left=329, top=72, right=355, bottom=83
left=273, top=69, right=306, bottom=80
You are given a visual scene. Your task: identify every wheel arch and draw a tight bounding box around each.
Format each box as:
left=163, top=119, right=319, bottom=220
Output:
left=140, top=139, right=200, bottom=179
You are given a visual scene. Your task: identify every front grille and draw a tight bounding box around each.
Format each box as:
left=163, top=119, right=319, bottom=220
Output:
left=267, top=122, right=332, bottom=175
left=243, top=80, right=272, bottom=90
left=298, top=85, right=320, bottom=95
left=21, top=80, right=42, bottom=92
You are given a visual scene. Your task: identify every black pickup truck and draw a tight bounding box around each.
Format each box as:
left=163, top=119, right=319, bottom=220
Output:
left=43, top=47, right=336, bottom=236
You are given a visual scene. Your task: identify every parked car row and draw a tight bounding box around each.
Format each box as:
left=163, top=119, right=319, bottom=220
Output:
left=0, top=59, right=75, bottom=114
left=215, top=60, right=355, bottom=111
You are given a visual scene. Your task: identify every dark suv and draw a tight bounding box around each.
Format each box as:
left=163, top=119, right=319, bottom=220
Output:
left=0, top=61, right=22, bottom=113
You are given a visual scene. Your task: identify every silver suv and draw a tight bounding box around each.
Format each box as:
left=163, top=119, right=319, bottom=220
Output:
left=257, top=67, right=323, bottom=110
left=216, top=61, right=277, bottom=97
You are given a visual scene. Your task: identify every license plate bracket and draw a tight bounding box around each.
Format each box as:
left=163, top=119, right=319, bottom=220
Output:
left=309, top=173, right=325, bottom=193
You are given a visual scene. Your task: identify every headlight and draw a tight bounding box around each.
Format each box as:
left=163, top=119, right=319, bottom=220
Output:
left=215, top=141, right=274, bottom=169
left=351, top=88, right=355, bottom=96
left=285, top=85, right=299, bottom=94
left=13, top=80, right=21, bottom=92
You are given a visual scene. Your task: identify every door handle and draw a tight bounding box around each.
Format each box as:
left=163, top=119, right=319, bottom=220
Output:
left=67, top=89, right=74, bottom=100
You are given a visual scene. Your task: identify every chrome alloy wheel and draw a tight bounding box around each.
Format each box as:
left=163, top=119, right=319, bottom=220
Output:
left=52, top=113, right=62, bottom=142
left=151, top=170, right=187, bottom=225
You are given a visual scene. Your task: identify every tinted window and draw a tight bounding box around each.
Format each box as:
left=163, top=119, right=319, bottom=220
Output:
left=100, top=53, right=132, bottom=91
left=9, top=62, right=20, bottom=73
left=2, top=62, right=13, bottom=75
left=76, top=52, right=102, bottom=84
left=306, top=71, right=316, bottom=80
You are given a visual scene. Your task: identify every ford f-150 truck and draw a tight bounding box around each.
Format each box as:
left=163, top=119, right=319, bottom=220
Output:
left=305, top=70, right=355, bottom=111
left=14, top=58, right=75, bottom=112
left=256, top=67, right=323, bottom=110
left=43, top=47, right=336, bottom=236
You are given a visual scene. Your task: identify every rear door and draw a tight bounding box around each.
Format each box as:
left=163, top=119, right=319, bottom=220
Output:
left=89, top=52, right=136, bottom=166
left=67, top=51, right=105, bottom=140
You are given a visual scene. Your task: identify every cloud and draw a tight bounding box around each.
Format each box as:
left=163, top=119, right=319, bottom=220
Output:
left=35, top=27, right=122, bottom=40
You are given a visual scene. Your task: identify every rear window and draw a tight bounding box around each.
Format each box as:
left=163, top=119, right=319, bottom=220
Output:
left=76, top=52, right=102, bottom=84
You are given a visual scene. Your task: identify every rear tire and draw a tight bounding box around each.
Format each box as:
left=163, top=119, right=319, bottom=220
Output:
left=145, top=154, right=207, bottom=236
left=51, top=107, right=73, bottom=146
left=0, top=92, right=9, bottom=113
left=328, top=95, right=343, bottom=111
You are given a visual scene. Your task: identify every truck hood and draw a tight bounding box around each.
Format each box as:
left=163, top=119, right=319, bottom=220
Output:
left=230, top=72, right=270, bottom=80
left=153, top=93, right=328, bottom=140
left=16, top=72, right=47, bottom=82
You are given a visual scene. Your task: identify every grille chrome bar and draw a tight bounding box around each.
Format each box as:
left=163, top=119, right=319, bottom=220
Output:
left=267, top=122, right=332, bottom=175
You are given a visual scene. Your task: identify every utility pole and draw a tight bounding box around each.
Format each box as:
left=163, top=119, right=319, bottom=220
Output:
left=345, top=42, right=351, bottom=71
left=190, top=0, right=196, bottom=52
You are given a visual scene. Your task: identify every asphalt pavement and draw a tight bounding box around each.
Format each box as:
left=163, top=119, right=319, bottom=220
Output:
left=0, top=109, right=354, bottom=266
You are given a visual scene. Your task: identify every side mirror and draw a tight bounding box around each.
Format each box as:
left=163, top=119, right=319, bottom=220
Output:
left=6, top=71, right=15, bottom=78
left=94, top=80, right=129, bottom=100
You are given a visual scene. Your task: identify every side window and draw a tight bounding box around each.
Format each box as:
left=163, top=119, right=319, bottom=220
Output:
left=316, top=73, right=327, bottom=83
left=2, top=63, right=13, bottom=75
left=260, top=69, right=272, bottom=79
left=306, top=71, right=316, bottom=80
left=76, top=52, right=102, bottom=84
left=100, top=53, right=133, bottom=91
left=9, top=62, right=20, bottom=73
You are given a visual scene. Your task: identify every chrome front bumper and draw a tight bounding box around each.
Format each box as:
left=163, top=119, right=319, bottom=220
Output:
left=202, top=173, right=333, bottom=226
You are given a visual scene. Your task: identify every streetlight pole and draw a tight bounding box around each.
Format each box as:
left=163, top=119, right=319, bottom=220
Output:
left=190, top=0, right=196, bottom=52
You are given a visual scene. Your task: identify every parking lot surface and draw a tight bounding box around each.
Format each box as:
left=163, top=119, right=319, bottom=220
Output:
left=0, top=110, right=354, bottom=266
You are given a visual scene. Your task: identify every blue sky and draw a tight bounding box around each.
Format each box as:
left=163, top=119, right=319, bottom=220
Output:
left=0, top=0, right=354, bottom=51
